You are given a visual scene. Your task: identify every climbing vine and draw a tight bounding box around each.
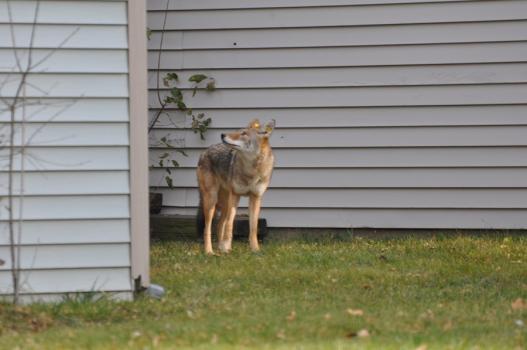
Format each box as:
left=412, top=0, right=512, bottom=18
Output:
left=148, top=0, right=215, bottom=190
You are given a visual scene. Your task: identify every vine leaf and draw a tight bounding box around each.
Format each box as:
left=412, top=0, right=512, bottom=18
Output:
left=170, top=87, right=182, bottom=100
left=165, top=176, right=174, bottom=188
left=163, top=73, right=179, bottom=87
left=188, top=74, right=207, bottom=83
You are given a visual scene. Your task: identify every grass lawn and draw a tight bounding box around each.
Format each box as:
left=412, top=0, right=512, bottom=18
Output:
left=1, top=234, right=526, bottom=349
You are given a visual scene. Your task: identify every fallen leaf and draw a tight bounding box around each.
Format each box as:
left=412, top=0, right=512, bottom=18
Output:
left=286, top=310, right=296, bottom=321
left=357, top=329, right=370, bottom=338
left=131, top=331, right=141, bottom=339
left=442, top=320, right=453, bottom=331
left=211, top=334, right=218, bottom=344
left=415, top=345, right=428, bottom=350
left=276, top=330, right=286, bottom=339
left=324, top=313, right=332, bottom=320
left=512, top=298, right=527, bottom=311
left=345, top=331, right=357, bottom=338
left=346, top=308, right=364, bottom=316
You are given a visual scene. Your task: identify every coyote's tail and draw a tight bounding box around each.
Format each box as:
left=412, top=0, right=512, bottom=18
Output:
left=196, top=193, right=204, bottom=238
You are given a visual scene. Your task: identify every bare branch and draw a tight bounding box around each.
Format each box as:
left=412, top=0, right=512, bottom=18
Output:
left=30, top=27, right=80, bottom=71
left=5, top=0, right=41, bottom=304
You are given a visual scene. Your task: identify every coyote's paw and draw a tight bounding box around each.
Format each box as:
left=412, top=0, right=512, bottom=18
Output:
left=218, top=241, right=232, bottom=254
left=205, top=249, right=216, bottom=256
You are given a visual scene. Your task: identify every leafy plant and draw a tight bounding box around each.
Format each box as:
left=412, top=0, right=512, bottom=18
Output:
left=149, top=72, right=215, bottom=188
left=148, top=0, right=216, bottom=190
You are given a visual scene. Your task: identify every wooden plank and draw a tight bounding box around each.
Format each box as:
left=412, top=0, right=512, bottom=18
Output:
left=159, top=188, right=527, bottom=209
left=149, top=147, right=527, bottom=168
left=0, top=268, right=132, bottom=294
left=0, top=24, right=127, bottom=49
left=164, top=207, right=527, bottom=229
left=149, top=126, right=527, bottom=148
left=148, top=63, right=527, bottom=89
left=0, top=244, right=130, bottom=269
left=0, top=99, right=130, bottom=123
left=0, top=49, right=128, bottom=73
left=149, top=21, right=527, bottom=50
left=149, top=105, right=527, bottom=128
left=147, top=1, right=527, bottom=30
left=0, top=1, right=127, bottom=25
left=3, top=123, right=129, bottom=147
left=0, top=147, right=130, bottom=171
left=0, top=171, right=130, bottom=195
left=149, top=84, right=527, bottom=109
left=150, top=167, right=527, bottom=188
left=0, top=75, right=129, bottom=97
left=0, top=195, right=130, bottom=221
left=149, top=42, right=527, bottom=69
left=150, top=214, right=267, bottom=241
left=148, top=0, right=469, bottom=11
left=128, top=0, right=151, bottom=287
left=0, top=220, right=130, bottom=245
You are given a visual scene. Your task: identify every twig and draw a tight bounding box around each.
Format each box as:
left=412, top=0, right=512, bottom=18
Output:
left=148, top=0, right=171, bottom=133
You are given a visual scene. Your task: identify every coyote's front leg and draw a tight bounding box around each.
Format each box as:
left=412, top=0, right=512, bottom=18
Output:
left=249, top=195, right=262, bottom=252
left=220, top=194, right=240, bottom=253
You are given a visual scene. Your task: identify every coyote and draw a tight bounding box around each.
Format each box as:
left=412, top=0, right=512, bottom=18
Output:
left=196, top=119, right=275, bottom=254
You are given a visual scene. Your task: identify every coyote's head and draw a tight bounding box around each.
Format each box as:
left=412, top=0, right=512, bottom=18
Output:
left=221, top=119, right=275, bottom=155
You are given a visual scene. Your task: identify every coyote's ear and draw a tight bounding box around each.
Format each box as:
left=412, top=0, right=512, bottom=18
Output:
left=263, top=119, right=276, bottom=137
left=248, top=118, right=261, bottom=130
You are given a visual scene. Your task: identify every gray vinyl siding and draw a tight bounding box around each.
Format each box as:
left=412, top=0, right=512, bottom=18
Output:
left=147, top=0, right=527, bottom=229
left=0, top=1, right=133, bottom=300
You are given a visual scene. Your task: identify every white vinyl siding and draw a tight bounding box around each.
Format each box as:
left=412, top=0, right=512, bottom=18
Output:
left=148, top=0, right=527, bottom=229
left=0, top=0, right=132, bottom=299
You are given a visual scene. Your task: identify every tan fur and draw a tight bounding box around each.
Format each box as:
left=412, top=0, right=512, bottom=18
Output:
left=196, top=119, right=275, bottom=254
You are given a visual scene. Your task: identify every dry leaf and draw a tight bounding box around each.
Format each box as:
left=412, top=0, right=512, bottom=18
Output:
left=286, top=310, right=296, bottom=321
left=512, top=298, right=527, bottom=311
left=357, top=329, right=370, bottom=338
left=152, top=335, right=161, bottom=347
left=345, top=331, right=357, bottom=338
left=346, top=308, right=364, bottom=316
left=442, top=320, right=453, bottom=331
left=324, top=313, right=332, bottom=320
left=131, top=331, right=141, bottom=339
left=211, top=334, right=218, bottom=344
left=276, top=330, right=286, bottom=339
left=415, top=345, right=428, bottom=350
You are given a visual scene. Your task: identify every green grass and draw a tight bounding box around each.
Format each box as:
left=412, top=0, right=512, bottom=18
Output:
left=1, top=235, right=527, bottom=349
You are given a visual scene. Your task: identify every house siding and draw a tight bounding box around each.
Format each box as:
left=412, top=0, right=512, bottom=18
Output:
left=0, top=0, right=133, bottom=299
left=147, top=0, right=527, bottom=229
